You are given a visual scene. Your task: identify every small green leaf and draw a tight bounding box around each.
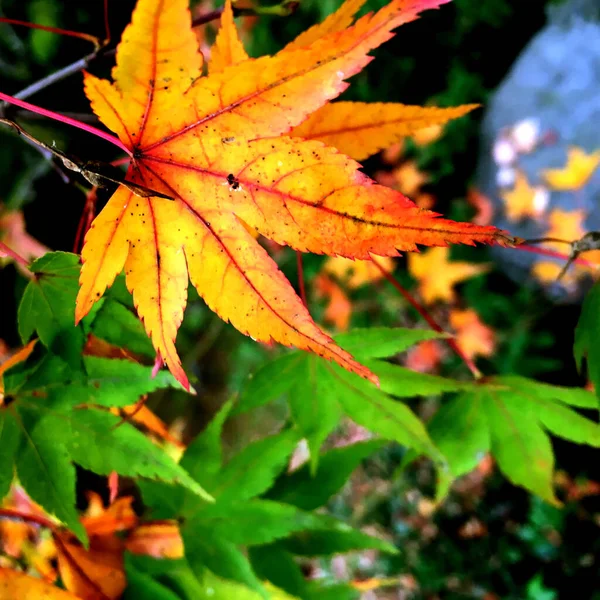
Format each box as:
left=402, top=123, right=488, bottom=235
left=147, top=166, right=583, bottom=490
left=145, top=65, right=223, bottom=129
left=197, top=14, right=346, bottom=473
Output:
left=288, top=358, right=343, bottom=473
left=426, top=394, right=490, bottom=500
left=283, top=519, right=397, bottom=556
left=334, top=328, right=447, bottom=361
left=332, top=366, right=442, bottom=462
left=249, top=542, right=308, bottom=598
left=184, top=526, right=266, bottom=597
left=575, top=281, right=600, bottom=394
left=484, top=391, right=558, bottom=505
left=14, top=413, right=86, bottom=541
left=52, top=409, right=212, bottom=501
left=183, top=428, right=299, bottom=514
left=371, top=361, right=473, bottom=398
left=52, top=356, right=182, bottom=409
left=17, top=251, right=83, bottom=365
left=91, top=299, right=155, bottom=358
left=0, top=411, right=20, bottom=499
left=268, top=440, right=386, bottom=510
left=234, top=353, right=303, bottom=415
left=199, top=499, right=326, bottom=545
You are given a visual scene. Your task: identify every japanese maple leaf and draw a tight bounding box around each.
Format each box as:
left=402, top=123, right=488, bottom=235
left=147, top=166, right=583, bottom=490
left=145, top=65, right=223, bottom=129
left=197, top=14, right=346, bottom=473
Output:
left=77, top=0, right=513, bottom=388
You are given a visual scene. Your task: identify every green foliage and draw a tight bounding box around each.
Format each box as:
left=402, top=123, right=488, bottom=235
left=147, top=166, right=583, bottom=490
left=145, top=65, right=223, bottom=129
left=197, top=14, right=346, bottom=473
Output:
left=574, top=280, right=600, bottom=392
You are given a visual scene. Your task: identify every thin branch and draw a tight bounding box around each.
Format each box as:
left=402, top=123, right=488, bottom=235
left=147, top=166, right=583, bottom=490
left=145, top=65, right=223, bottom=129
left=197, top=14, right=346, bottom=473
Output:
left=0, top=91, right=131, bottom=154
left=0, top=508, right=56, bottom=530
left=0, top=17, right=101, bottom=47
left=192, top=8, right=224, bottom=27
left=514, top=244, right=598, bottom=270
left=0, top=240, right=32, bottom=272
left=371, top=257, right=483, bottom=380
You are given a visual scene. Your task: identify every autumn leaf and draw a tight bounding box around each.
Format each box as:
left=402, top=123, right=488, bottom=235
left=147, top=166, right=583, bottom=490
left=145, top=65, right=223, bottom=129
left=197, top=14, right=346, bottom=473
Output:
left=76, top=0, right=512, bottom=389
left=0, top=208, right=48, bottom=274
left=314, top=274, right=352, bottom=331
left=125, top=522, right=183, bottom=558
left=542, top=146, right=600, bottom=191
left=500, top=170, right=548, bottom=221
left=55, top=531, right=126, bottom=600
left=0, top=567, right=80, bottom=600
left=290, top=102, right=478, bottom=161
left=449, top=308, right=496, bottom=361
left=408, top=247, right=489, bottom=304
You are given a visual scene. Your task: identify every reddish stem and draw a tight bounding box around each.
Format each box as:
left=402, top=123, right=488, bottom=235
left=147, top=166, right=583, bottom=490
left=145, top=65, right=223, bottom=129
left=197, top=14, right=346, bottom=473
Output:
left=296, top=251, right=307, bottom=307
left=102, top=0, right=111, bottom=44
left=0, top=17, right=100, bottom=46
left=0, top=91, right=132, bottom=156
left=0, top=241, right=32, bottom=271
left=515, top=244, right=598, bottom=269
left=0, top=508, right=56, bottom=530
left=371, top=257, right=483, bottom=379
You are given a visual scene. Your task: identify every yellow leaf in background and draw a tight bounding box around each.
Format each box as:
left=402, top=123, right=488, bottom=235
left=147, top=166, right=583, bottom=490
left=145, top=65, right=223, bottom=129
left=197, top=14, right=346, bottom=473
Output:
left=408, top=247, right=489, bottom=304
left=542, top=146, right=600, bottom=191
left=449, top=308, right=496, bottom=360
left=411, top=122, right=442, bottom=145
left=392, top=160, right=428, bottom=196
left=500, top=171, right=546, bottom=221
left=323, top=255, right=394, bottom=289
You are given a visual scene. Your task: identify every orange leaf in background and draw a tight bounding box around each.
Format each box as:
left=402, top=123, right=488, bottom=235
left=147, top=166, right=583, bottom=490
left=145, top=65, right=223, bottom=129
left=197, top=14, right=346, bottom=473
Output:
left=391, top=160, right=428, bottom=196
left=0, top=340, right=37, bottom=399
left=0, top=568, right=80, bottom=600
left=408, top=247, right=489, bottom=304
left=404, top=339, right=446, bottom=373
left=80, top=493, right=137, bottom=537
left=449, top=308, right=495, bottom=361
left=290, top=103, right=478, bottom=161
left=0, top=208, right=49, bottom=275
left=467, top=187, right=494, bottom=226
left=55, top=531, right=126, bottom=600
left=125, top=522, right=183, bottom=559
left=314, top=273, right=352, bottom=331
left=411, top=122, right=443, bottom=145
left=76, top=0, right=512, bottom=389
left=500, top=171, right=548, bottom=221
left=542, top=146, right=600, bottom=191
left=323, top=256, right=394, bottom=289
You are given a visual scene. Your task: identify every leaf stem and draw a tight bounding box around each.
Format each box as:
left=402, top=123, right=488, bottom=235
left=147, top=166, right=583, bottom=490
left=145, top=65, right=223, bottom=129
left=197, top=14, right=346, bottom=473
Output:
left=0, top=508, right=56, bottom=530
left=0, top=17, right=101, bottom=46
left=371, top=257, right=483, bottom=380
left=0, top=91, right=131, bottom=156
left=0, top=241, right=32, bottom=272
left=513, top=244, right=598, bottom=270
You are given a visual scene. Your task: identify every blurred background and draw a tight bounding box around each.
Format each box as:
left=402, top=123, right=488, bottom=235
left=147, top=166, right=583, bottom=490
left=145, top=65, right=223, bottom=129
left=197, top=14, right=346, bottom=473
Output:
left=1, top=0, right=599, bottom=597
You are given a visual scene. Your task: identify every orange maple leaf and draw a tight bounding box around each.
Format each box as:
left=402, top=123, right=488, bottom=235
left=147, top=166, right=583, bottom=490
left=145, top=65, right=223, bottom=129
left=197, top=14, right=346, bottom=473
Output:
left=408, top=247, right=489, bottom=304
left=449, top=308, right=495, bottom=361
left=76, top=0, right=511, bottom=388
